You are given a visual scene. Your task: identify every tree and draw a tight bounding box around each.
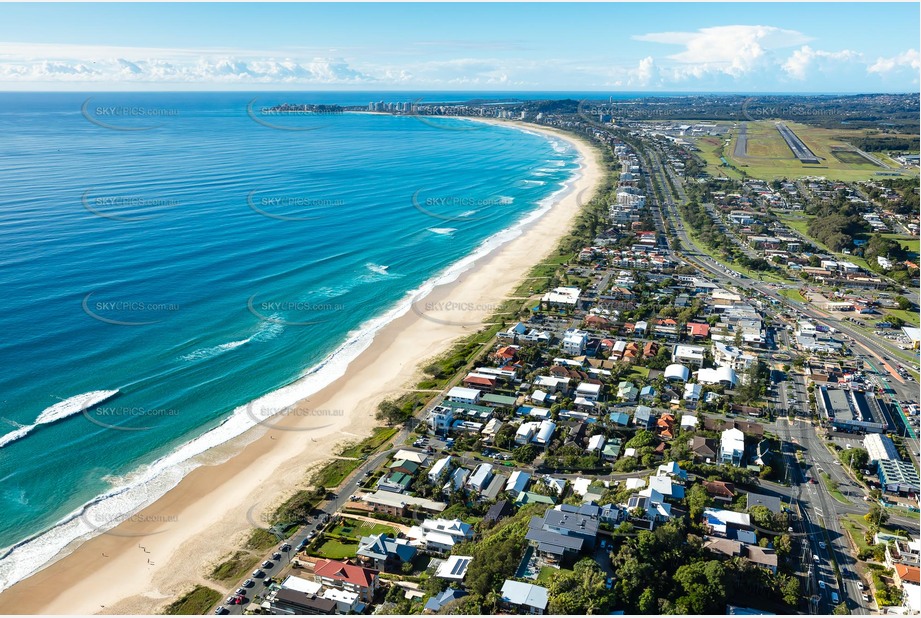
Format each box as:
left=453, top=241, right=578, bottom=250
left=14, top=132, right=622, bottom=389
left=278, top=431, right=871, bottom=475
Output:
left=774, top=534, right=793, bottom=559
left=375, top=399, right=410, bottom=425
left=780, top=573, right=801, bottom=606
left=685, top=483, right=712, bottom=523
left=833, top=602, right=849, bottom=615
left=841, top=447, right=869, bottom=471
left=673, top=560, right=727, bottom=614
left=864, top=503, right=890, bottom=529
left=513, top=444, right=539, bottom=464
left=895, top=295, right=912, bottom=310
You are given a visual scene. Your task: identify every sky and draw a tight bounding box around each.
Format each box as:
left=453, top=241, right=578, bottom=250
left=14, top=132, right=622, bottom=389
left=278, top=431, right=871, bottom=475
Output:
left=0, top=2, right=918, bottom=92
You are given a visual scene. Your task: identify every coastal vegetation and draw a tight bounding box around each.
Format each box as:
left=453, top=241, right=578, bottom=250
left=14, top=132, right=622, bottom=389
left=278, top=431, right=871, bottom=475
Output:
left=209, top=550, right=259, bottom=584
left=161, top=585, right=223, bottom=615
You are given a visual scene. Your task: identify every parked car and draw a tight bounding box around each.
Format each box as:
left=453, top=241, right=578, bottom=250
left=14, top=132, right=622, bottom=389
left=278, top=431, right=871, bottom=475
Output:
left=252, top=569, right=265, bottom=578
left=280, top=543, right=291, bottom=552
left=272, top=552, right=282, bottom=561
left=214, top=607, right=228, bottom=615
left=262, top=560, right=274, bottom=569
left=243, top=579, right=254, bottom=587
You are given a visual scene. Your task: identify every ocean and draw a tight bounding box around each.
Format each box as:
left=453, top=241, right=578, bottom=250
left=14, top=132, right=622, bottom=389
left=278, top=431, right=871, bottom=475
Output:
left=0, top=92, right=581, bottom=588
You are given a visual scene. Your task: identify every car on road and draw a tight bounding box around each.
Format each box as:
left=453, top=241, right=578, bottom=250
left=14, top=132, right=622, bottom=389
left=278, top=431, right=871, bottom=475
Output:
left=831, top=591, right=839, bottom=604
left=235, top=588, right=247, bottom=596
left=261, top=560, right=274, bottom=569
left=813, top=554, right=820, bottom=563
left=819, top=541, right=826, bottom=549
left=252, top=569, right=265, bottom=578
left=243, top=579, right=254, bottom=587
left=819, top=581, right=826, bottom=590
left=863, top=593, right=871, bottom=603
left=214, top=607, right=229, bottom=614
left=280, top=543, right=291, bottom=552
left=272, top=552, right=282, bottom=561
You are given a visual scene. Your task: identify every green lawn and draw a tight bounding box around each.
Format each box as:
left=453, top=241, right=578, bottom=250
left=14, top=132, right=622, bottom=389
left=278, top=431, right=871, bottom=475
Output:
left=314, top=539, right=360, bottom=560
left=330, top=518, right=398, bottom=540
left=884, top=308, right=920, bottom=327
left=842, top=515, right=873, bottom=553
left=162, top=585, right=223, bottom=615
left=537, top=566, right=573, bottom=584
left=628, top=366, right=649, bottom=380
left=881, top=233, right=920, bottom=256
left=778, top=288, right=807, bottom=303
left=820, top=472, right=850, bottom=505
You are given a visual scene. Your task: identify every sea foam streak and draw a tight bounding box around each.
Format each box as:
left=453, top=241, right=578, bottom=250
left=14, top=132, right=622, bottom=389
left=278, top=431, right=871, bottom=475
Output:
left=0, top=390, right=119, bottom=448
left=428, top=227, right=457, bottom=235
left=0, top=123, right=584, bottom=594
left=180, top=320, right=283, bottom=362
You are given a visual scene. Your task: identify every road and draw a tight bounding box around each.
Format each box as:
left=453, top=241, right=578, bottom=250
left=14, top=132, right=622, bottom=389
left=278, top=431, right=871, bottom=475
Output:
left=638, top=137, right=920, bottom=462
left=634, top=136, right=920, bottom=614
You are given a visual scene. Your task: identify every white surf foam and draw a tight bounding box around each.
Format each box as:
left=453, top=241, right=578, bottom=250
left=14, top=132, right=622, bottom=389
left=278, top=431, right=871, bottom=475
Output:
left=0, top=390, right=119, bottom=449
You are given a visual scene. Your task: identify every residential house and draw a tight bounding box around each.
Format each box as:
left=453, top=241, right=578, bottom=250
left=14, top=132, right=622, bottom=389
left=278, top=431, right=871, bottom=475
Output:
left=467, top=463, right=494, bottom=493
left=525, top=504, right=600, bottom=564
left=267, top=588, right=339, bottom=615
left=312, top=559, right=380, bottom=603
left=407, top=518, right=474, bottom=554
left=703, top=508, right=752, bottom=538
left=500, top=580, right=549, bottom=615
left=446, top=386, right=481, bottom=405
left=633, top=405, right=656, bottom=429
left=719, top=428, right=745, bottom=466
left=505, top=470, right=532, bottom=497
left=746, top=492, right=782, bottom=514
left=702, top=480, right=736, bottom=502
left=689, top=437, right=718, bottom=463
left=363, top=491, right=447, bottom=518
left=356, top=534, right=417, bottom=572
left=618, top=381, right=639, bottom=401
left=435, top=555, right=473, bottom=582
left=672, top=344, right=706, bottom=367
left=424, top=588, right=467, bottom=613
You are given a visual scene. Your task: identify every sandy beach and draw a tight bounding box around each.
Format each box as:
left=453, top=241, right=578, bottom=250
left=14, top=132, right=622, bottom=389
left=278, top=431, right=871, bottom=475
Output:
left=0, top=120, right=604, bottom=614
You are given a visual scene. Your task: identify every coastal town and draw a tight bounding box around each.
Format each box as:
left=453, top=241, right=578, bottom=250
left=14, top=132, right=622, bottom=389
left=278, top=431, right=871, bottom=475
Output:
left=186, top=97, right=921, bottom=617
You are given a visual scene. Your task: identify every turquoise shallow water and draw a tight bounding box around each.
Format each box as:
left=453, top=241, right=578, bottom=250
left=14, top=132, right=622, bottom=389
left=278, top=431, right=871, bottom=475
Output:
left=0, top=92, right=580, bottom=587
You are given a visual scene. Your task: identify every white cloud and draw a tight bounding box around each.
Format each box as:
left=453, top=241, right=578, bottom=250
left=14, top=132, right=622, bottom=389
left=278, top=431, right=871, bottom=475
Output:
left=868, top=49, right=920, bottom=74
left=635, top=25, right=812, bottom=79
left=632, top=56, right=657, bottom=86
left=0, top=42, right=374, bottom=84
left=782, top=46, right=860, bottom=80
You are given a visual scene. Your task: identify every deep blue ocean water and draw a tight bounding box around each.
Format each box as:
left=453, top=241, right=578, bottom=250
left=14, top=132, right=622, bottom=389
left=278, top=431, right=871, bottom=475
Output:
left=0, top=92, right=580, bottom=587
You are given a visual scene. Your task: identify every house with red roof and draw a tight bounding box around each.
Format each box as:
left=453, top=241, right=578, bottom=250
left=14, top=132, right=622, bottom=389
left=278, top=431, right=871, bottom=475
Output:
left=686, top=322, right=711, bottom=339
left=312, top=559, right=380, bottom=603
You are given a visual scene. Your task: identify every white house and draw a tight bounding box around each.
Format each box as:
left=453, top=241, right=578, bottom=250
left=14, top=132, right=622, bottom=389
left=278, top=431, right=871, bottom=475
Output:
left=562, top=329, right=589, bottom=355
left=672, top=344, right=706, bottom=367
left=428, top=456, right=453, bottom=483
left=719, top=428, right=745, bottom=466
left=446, top=387, right=481, bottom=405
left=575, top=382, right=602, bottom=402
left=712, top=342, right=755, bottom=372
left=541, top=287, right=581, bottom=308
left=587, top=434, right=606, bottom=451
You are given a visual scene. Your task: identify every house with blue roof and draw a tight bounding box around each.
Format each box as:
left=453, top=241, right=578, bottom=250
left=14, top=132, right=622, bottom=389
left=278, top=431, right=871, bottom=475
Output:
left=424, top=588, right=467, bottom=613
